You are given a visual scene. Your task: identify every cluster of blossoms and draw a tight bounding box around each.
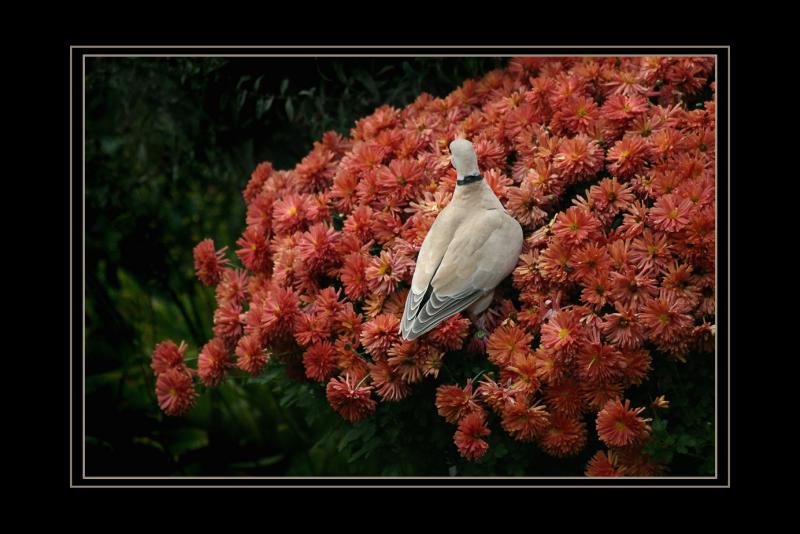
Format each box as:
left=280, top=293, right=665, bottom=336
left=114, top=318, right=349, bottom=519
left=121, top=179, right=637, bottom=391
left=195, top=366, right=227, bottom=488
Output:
left=152, top=56, right=715, bottom=476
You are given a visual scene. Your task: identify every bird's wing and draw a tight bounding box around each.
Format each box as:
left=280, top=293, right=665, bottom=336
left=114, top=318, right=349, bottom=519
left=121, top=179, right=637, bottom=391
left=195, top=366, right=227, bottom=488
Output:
left=401, top=209, right=523, bottom=340
left=400, top=206, right=461, bottom=335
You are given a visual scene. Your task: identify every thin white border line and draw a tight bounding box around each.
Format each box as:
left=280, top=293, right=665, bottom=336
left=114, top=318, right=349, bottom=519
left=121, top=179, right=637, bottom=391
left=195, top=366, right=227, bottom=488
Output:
left=86, top=475, right=718, bottom=480
left=69, top=47, right=73, bottom=487
left=726, top=46, right=731, bottom=485
left=72, top=45, right=730, bottom=49
left=82, top=54, right=87, bottom=480
left=74, top=485, right=727, bottom=489
left=75, top=48, right=729, bottom=487
left=82, top=54, right=717, bottom=59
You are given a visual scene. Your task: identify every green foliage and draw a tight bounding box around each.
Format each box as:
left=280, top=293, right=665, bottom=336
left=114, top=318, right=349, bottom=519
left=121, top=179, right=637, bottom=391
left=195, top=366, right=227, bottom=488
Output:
left=643, top=350, right=716, bottom=475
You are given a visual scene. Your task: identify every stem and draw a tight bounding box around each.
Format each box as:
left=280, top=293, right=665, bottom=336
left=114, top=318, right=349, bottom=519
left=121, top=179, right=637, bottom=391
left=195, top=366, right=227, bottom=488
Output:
left=355, top=373, right=371, bottom=389
left=471, top=370, right=488, bottom=383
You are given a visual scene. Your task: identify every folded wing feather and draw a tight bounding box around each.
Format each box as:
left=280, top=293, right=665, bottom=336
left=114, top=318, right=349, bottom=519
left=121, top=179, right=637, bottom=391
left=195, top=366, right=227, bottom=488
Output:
left=401, top=209, right=522, bottom=340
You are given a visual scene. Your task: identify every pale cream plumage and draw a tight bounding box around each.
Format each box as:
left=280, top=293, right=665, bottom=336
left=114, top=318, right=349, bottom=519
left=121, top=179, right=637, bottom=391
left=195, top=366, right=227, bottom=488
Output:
left=400, top=139, right=523, bottom=341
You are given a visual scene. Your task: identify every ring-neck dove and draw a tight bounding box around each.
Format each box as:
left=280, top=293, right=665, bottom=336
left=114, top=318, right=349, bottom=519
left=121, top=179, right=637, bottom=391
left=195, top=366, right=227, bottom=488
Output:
left=400, top=139, right=523, bottom=341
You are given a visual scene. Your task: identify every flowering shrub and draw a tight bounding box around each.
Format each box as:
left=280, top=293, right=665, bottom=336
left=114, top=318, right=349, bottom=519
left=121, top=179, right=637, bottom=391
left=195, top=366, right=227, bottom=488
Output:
left=151, top=56, right=716, bottom=476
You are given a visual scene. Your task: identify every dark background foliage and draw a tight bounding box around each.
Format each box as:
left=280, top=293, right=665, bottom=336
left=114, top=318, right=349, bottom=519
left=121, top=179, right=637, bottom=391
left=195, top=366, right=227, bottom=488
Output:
left=85, top=57, right=714, bottom=476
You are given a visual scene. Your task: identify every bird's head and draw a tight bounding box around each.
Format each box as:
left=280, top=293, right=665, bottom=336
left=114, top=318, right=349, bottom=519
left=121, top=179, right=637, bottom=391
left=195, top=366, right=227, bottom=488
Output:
left=449, top=138, right=480, bottom=178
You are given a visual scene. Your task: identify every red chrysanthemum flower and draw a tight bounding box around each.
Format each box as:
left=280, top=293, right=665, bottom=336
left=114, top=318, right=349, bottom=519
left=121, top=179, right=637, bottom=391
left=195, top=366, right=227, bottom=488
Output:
left=552, top=135, right=604, bottom=181
left=213, top=300, right=243, bottom=342
left=368, top=358, right=410, bottom=401
left=596, top=398, right=652, bottom=447
left=197, top=338, right=232, bottom=387
left=330, top=168, right=360, bottom=212
left=589, top=177, right=635, bottom=213
left=601, top=305, right=645, bottom=349
left=606, top=134, right=651, bottom=177
left=540, top=310, right=583, bottom=354
left=295, top=146, right=337, bottom=193
left=533, top=348, right=571, bottom=386
left=343, top=205, right=374, bottom=244
left=477, top=375, right=522, bottom=413
left=582, top=380, right=624, bottom=411
left=156, top=366, right=198, bottom=416
left=586, top=450, right=626, bottom=477
left=339, top=252, right=370, bottom=302
left=297, top=223, right=339, bottom=274
left=215, top=268, right=250, bottom=306
left=579, top=272, right=610, bottom=309
left=649, top=193, right=694, bottom=233
left=243, top=161, right=273, bottom=204
left=334, top=339, right=370, bottom=380
left=540, top=414, right=587, bottom=458
left=552, top=206, right=602, bottom=246
left=618, top=200, right=649, bottom=238
left=272, top=193, right=311, bottom=235
left=639, top=289, right=694, bottom=343
left=377, top=158, right=427, bottom=204
left=235, top=334, right=269, bottom=375
left=151, top=339, right=188, bottom=376
left=435, top=380, right=483, bottom=424
left=576, top=329, right=625, bottom=384
left=542, top=378, right=584, bottom=417
left=236, top=226, right=272, bottom=273
left=193, top=239, right=229, bottom=287
left=386, top=340, right=426, bottom=384
left=260, top=286, right=301, bottom=340
left=538, top=240, right=573, bottom=284
left=427, top=314, right=471, bottom=352
left=609, top=269, right=659, bottom=310
left=601, top=93, right=650, bottom=122
left=326, top=374, right=377, bottom=422
left=506, top=179, right=548, bottom=228
left=570, top=242, right=612, bottom=283
left=620, top=348, right=652, bottom=386
left=360, top=314, right=401, bottom=359
left=303, top=341, right=337, bottom=383
left=549, top=95, right=600, bottom=135
left=245, top=191, right=275, bottom=235
left=486, top=324, right=533, bottom=367
left=500, top=401, right=551, bottom=442
left=365, top=250, right=414, bottom=296
left=454, top=411, right=491, bottom=461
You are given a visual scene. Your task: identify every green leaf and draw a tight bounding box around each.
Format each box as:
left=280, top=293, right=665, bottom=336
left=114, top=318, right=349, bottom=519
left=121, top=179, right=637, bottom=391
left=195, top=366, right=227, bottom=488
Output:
left=229, top=454, right=284, bottom=469
left=333, top=63, right=347, bottom=84
left=354, top=70, right=379, bottom=100
left=280, top=79, right=289, bottom=96
left=285, top=98, right=294, bottom=122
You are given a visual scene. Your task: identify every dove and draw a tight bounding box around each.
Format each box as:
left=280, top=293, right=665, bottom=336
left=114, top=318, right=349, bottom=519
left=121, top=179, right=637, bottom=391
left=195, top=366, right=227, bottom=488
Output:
left=400, top=139, right=523, bottom=341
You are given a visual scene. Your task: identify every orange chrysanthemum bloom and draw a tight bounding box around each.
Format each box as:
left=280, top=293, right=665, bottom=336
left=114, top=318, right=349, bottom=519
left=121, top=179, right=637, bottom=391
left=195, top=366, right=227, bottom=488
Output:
left=235, top=334, right=269, bottom=375
left=596, top=398, right=652, bottom=447
left=540, top=414, right=587, bottom=458
left=198, top=338, right=231, bottom=387
left=360, top=314, right=401, bottom=359
left=486, top=324, right=533, bottom=367
left=151, top=339, right=188, bottom=376
left=454, top=411, right=491, bottom=461
left=303, top=341, right=337, bottom=383
left=435, top=380, right=483, bottom=424
left=500, top=401, right=551, bottom=442
left=156, top=367, right=198, bottom=416
left=326, top=374, right=376, bottom=423
left=193, top=239, right=229, bottom=287
left=586, top=450, right=626, bottom=477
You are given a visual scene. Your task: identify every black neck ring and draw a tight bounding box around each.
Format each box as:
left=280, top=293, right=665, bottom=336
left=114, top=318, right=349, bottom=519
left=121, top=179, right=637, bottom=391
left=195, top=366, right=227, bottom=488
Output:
left=456, top=174, right=483, bottom=185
